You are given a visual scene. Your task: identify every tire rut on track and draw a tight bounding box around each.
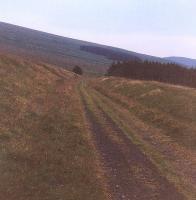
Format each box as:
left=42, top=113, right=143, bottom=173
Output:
left=81, top=86, right=185, bottom=200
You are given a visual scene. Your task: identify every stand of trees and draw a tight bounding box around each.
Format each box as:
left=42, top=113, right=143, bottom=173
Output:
left=73, top=66, right=83, bottom=75
left=107, top=60, right=196, bottom=88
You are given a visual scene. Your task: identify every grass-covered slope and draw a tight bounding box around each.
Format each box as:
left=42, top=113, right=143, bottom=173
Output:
left=0, top=22, right=111, bottom=74
left=1, top=52, right=195, bottom=199
left=0, top=22, right=170, bottom=74
left=0, top=55, right=107, bottom=200
left=88, top=77, right=196, bottom=199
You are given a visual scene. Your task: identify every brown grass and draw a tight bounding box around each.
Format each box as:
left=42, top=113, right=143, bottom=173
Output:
left=1, top=54, right=196, bottom=199
left=0, top=55, right=107, bottom=200
left=87, top=77, right=196, bottom=200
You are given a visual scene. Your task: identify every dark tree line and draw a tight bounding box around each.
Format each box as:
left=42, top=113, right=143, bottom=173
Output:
left=80, top=45, right=140, bottom=62
left=107, top=60, right=196, bottom=88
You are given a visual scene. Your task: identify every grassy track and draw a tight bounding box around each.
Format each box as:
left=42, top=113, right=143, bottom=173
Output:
left=79, top=80, right=186, bottom=200
left=80, top=77, right=196, bottom=200
left=1, top=55, right=195, bottom=199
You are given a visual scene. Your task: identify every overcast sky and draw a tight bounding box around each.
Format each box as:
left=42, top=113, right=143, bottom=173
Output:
left=0, top=0, right=196, bottom=58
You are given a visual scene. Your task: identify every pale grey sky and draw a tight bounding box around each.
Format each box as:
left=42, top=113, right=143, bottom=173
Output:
left=0, top=0, right=196, bottom=58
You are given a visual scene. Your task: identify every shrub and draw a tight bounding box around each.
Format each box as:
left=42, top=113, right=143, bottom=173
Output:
left=73, top=66, right=83, bottom=75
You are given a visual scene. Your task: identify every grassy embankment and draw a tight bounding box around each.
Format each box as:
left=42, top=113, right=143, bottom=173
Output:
left=0, top=55, right=107, bottom=200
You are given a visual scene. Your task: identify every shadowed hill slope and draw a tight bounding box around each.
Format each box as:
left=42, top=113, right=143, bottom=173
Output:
left=0, top=22, right=170, bottom=74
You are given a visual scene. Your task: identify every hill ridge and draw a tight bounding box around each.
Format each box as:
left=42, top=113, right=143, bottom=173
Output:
left=0, top=21, right=176, bottom=74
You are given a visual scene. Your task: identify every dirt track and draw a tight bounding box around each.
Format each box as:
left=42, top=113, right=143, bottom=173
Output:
left=81, top=85, right=185, bottom=200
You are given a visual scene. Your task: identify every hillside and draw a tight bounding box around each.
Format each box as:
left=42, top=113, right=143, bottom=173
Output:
left=0, top=22, right=169, bottom=74
left=0, top=54, right=195, bottom=199
left=165, top=57, right=196, bottom=68
left=0, top=55, right=107, bottom=200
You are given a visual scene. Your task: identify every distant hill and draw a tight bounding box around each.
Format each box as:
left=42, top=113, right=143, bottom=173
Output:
left=0, top=21, right=169, bottom=74
left=165, top=57, right=196, bottom=68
